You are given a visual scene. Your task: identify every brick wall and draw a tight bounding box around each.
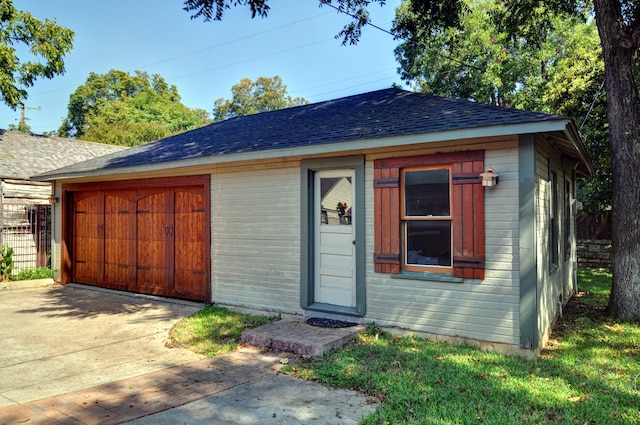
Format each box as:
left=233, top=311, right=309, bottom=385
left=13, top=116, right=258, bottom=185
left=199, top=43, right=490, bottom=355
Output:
left=577, top=240, right=612, bottom=269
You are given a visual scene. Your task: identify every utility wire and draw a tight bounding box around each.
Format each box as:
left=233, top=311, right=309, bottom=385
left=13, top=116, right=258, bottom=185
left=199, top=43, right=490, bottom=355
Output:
left=580, top=79, right=605, bottom=131
left=27, top=10, right=334, bottom=98
left=321, top=1, right=484, bottom=72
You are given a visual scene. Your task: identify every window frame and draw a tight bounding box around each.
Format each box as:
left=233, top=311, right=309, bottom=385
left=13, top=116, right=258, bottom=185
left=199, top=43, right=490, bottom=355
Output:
left=549, top=170, right=559, bottom=270
left=401, top=165, right=454, bottom=274
left=373, top=150, right=485, bottom=280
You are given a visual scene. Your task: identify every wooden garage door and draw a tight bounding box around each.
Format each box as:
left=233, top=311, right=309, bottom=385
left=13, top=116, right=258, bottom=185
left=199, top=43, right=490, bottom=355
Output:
left=104, top=191, right=135, bottom=289
left=173, top=188, right=207, bottom=299
left=72, top=191, right=101, bottom=284
left=67, top=177, right=209, bottom=302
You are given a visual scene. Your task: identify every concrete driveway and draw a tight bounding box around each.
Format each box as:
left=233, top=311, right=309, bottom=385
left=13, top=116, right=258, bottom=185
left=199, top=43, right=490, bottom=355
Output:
left=0, top=282, right=204, bottom=408
left=0, top=282, right=378, bottom=424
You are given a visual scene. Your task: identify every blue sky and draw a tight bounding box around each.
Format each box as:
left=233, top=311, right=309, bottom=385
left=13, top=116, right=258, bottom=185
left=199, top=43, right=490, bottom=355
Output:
left=2, top=0, right=404, bottom=135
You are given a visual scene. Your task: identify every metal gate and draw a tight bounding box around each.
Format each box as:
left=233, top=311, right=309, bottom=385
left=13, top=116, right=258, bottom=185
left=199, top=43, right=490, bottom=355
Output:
left=0, top=203, right=51, bottom=274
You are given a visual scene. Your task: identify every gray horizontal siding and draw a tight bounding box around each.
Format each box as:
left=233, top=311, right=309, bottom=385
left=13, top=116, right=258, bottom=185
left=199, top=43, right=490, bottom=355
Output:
left=211, top=167, right=301, bottom=313
left=364, top=146, right=521, bottom=346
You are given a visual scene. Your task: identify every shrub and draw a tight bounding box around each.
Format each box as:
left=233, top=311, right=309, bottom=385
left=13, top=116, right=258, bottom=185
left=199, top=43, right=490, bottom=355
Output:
left=0, top=245, right=14, bottom=282
left=11, top=267, right=55, bottom=281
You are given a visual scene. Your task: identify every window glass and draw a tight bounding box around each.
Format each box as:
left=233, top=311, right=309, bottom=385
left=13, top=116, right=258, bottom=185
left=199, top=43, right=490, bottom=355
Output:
left=550, top=171, right=559, bottom=267
left=404, top=169, right=450, bottom=217
left=405, top=221, right=452, bottom=267
left=320, top=177, right=352, bottom=225
left=402, top=166, right=452, bottom=272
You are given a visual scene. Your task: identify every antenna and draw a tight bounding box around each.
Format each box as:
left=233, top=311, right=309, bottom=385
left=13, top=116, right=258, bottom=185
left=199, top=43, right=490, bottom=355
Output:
left=19, top=104, right=41, bottom=130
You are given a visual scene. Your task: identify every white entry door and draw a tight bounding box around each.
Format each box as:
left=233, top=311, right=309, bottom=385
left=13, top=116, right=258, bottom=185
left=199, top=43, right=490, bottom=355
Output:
left=314, top=169, right=356, bottom=307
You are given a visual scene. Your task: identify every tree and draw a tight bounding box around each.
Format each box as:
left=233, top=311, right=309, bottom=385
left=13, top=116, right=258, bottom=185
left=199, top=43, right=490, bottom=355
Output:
left=184, top=0, right=640, bottom=320
left=59, top=70, right=210, bottom=146
left=393, top=0, right=611, bottom=214
left=213, top=76, right=308, bottom=122
left=0, top=0, right=74, bottom=109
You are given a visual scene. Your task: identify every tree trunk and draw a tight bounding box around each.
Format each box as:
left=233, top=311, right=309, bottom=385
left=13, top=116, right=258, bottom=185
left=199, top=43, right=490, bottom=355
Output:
left=594, top=0, right=640, bottom=320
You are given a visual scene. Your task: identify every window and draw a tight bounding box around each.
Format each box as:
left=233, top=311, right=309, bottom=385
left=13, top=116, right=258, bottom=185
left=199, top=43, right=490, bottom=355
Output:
left=564, top=179, right=572, bottom=261
left=374, top=151, right=485, bottom=279
left=550, top=171, right=559, bottom=268
left=402, top=167, right=452, bottom=273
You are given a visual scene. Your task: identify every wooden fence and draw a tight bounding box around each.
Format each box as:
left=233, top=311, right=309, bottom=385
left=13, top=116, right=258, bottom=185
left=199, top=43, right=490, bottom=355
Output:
left=577, top=210, right=611, bottom=240
left=576, top=211, right=612, bottom=268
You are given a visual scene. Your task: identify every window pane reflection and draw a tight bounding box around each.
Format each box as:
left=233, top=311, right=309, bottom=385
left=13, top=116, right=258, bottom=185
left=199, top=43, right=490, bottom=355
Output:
left=320, top=177, right=352, bottom=225
left=406, top=221, right=452, bottom=266
left=404, top=169, right=450, bottom=217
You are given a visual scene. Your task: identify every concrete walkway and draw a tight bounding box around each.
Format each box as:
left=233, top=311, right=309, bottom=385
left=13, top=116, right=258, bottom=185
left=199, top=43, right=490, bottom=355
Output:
left=0, top=283, right=378, bottom=424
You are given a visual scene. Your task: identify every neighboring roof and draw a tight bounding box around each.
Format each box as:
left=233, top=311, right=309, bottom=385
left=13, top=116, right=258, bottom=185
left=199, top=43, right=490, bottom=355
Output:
left=34, top=88, right=593, bottom=180
left=0, top=130, right=127, bottom=181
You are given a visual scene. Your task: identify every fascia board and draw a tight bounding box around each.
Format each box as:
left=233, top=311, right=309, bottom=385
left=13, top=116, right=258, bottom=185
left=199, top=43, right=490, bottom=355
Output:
left=33, top=120, right=571, bottom=182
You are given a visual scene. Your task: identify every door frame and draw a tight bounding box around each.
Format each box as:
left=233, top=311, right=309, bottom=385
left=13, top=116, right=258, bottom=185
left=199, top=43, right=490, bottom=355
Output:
left=300, top=156, right=365, bottom=316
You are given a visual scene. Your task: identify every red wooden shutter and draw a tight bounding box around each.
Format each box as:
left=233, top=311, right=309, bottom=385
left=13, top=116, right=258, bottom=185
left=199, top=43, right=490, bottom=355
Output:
left=373, top=161, right=400, bottom=273
left=452, top=153, right=485, bottom=279
left=374, top=151, right=485, bottom=279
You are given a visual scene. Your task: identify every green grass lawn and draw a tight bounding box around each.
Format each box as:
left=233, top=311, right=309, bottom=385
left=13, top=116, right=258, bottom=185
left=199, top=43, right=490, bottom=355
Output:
left=284, top=268, right=640, bottom=424
left=168, top=305, right=277, bottom=357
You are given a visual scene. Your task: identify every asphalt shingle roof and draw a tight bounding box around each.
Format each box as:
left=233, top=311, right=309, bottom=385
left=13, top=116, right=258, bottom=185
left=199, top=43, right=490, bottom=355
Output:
left=0, top=130, right=126, bottom=180
left=35, top=88, right=571, bottom=179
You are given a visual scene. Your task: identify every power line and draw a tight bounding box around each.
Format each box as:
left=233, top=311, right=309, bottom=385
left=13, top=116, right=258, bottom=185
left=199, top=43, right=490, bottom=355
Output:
left=26, top=10, right=334, bottom=98
left=135, top=11, right=334, bottom=70
left=167, top=39, right=334, bottom=81
left=580, top=79, right=605, bottom=131
left=321, top=1, right=484, bottom=73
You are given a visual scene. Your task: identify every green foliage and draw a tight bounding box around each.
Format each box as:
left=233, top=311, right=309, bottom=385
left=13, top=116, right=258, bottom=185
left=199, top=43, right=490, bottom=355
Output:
left=11, top=267, right=55, bottom=281
left=168, top=305, right=277, bottom=357
left=394, top=0, right=611, bottom=212
left=8, top=121, right=31, bottom=133
left=59, top=69, right=210, bottom=146
left=0, top=0, right=74, bottom=109
left=0, top=244, right=14, bottom=282
left=287, top=269, right=639, bottom=424
left=212, top=76, right=309, bottom=122
left=183, top=0, right=271, bottom=21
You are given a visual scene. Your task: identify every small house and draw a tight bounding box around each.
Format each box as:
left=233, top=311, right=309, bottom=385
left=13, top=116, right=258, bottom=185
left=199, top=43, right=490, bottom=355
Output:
left=0, top=130, right=125, bottom=272
left=34, top=89, right=592, bottom=355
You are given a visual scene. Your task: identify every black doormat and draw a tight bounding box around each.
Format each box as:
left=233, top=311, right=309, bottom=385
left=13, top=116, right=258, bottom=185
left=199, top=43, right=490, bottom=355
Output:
left=306, top=317, right=358, bottom=328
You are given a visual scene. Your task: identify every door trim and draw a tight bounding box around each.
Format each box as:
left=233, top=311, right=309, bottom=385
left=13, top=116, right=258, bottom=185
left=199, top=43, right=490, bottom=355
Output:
left=300, top=156, right=365, bottom=316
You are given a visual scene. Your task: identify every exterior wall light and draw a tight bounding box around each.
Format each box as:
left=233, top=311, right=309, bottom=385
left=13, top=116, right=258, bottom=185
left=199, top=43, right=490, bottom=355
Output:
left=480, top=168, right=499, bottom=187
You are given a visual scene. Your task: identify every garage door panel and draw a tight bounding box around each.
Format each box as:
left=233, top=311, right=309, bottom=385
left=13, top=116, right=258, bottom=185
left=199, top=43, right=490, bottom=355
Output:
left=69, top=179, right=208, bottom=302
left=104, top=238, right=133, bottom=264
left=174, top=269, right=206, bottom=298
left=174, top=213, right=204, bottom=242
left=138, top=191, right=169, bottom=214
left=73, top=193, right=101, bottom=283
left=136, top=268, right=169, bottom=294
left=74, top=259, right=99, bottom=282
left=103, top=193, right=135, bottom=287
left=175, top=241, right=204, bottom=264
left=173, top=190, right=206, bottom=299
left=137, top=240, right=167, bottom=267
left=175, top=189, right=204, bottom=212
left=137, top=215, right=166, bottom=241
